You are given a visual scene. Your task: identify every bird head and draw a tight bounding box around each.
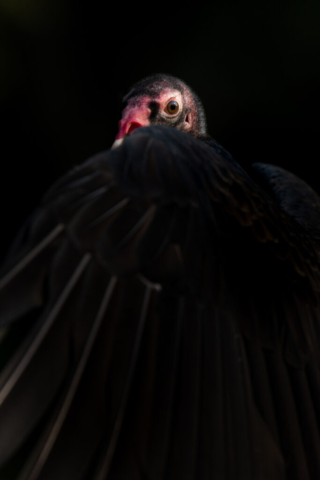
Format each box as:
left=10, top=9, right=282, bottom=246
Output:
left=113, top=74, right=207, bottom=147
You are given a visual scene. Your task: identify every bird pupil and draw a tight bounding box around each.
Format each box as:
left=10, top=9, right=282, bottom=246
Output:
left=168, top=101, right=178, bottom=113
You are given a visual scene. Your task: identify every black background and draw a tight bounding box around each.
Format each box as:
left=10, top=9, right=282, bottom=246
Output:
left=1, top=0, right=320, bottom=256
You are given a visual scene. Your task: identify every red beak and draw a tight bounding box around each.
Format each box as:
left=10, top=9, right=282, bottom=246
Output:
left=115, top=101, right=151, bottom=140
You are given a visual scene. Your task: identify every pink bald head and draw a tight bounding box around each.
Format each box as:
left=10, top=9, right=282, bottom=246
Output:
left=115, top=74, right=207, bottom=140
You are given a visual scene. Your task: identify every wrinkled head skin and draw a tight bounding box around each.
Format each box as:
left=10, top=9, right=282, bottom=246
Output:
left=114, top=74, right=207, bottom=145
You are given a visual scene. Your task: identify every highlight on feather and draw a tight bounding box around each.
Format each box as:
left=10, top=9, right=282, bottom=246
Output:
left=161, top=297, right=185, bottom=478
left=81, top=198, right=130, bottom=233
left=0, top=253, right=91, bottom=407
left=137, top=274, right=162, bottom=292
left=0, top=224, right=64, bottom=291
left=93, top=284, right=153, bottom=480
left=17, top=275, right=118, bottom=480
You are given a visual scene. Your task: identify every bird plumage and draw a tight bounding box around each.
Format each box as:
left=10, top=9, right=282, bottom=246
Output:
left=1, top=76, right=320, bottom=479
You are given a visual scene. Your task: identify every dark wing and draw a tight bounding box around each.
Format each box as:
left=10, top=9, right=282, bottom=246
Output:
left=1, top=126, right=320, bottom=480
left=251, top=162, right=320, bottom=239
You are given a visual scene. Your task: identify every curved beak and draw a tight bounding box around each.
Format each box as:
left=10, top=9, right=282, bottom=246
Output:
left=115, top=103, right=151, bottom=140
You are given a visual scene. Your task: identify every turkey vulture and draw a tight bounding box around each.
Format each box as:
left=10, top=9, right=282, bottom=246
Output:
left=1, top=74, right=320, bottom=480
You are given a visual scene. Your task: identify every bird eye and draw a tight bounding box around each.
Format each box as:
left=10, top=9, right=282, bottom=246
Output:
left=165, top=100, right=179, bottom=115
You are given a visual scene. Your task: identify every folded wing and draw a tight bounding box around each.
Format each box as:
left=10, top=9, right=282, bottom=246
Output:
left=1, top=126, right=320, bottom=480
